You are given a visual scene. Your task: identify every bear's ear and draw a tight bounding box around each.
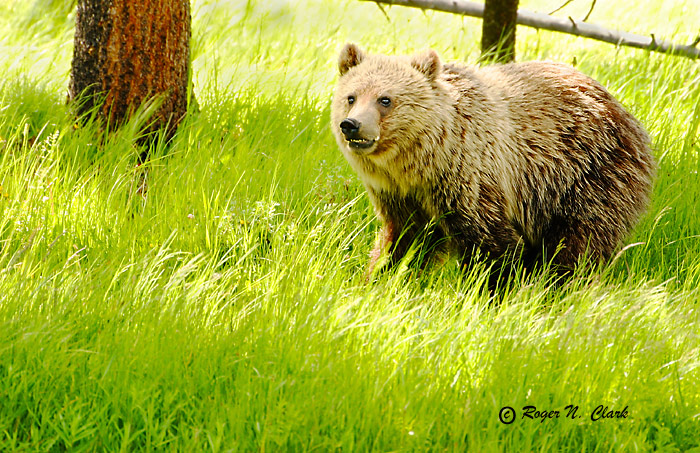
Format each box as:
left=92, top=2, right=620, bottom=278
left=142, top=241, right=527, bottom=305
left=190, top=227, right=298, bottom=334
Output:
left=339, top=43, right=365, bottom=75
left=410, top=49, right=441, bottom=83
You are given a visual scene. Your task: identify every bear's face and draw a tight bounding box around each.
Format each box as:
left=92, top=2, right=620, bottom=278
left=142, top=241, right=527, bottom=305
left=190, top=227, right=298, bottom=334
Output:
left=331, top=43, right=443, bottom=190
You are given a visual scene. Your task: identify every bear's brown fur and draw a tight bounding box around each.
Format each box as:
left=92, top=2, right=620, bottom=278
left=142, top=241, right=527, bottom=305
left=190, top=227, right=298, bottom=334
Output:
left=330, top=43, right=656, bottom=281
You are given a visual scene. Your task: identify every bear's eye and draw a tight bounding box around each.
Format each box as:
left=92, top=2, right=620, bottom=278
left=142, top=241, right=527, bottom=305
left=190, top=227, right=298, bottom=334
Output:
left=378, top=96, right=392, bottom=107
left=347, top=95, right=355, bottom=105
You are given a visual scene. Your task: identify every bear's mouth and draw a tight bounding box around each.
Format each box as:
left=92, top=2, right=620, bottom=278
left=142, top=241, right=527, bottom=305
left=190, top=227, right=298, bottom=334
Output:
left=347, top=138, right=376, bottom=150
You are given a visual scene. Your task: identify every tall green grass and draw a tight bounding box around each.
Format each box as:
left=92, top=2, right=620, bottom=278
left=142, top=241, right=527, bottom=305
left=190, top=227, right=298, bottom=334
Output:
left=1, top=0, right=699, bottom=450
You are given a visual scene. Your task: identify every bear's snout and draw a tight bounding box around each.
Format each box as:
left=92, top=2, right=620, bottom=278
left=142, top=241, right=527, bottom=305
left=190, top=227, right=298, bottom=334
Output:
left=340, top=118, right=361, bottom=138
left=339, top=117, right=377, bottom=150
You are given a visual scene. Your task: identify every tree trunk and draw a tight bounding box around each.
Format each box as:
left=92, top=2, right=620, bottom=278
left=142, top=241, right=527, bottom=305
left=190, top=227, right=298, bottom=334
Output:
left=68, top=0, right=191, bottom=144
left=481, top=0, right=519, bottom=62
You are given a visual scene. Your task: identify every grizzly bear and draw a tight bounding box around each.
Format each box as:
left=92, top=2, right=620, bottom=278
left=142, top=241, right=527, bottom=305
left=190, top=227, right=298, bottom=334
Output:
left=330, top=43, right=656, bottom=282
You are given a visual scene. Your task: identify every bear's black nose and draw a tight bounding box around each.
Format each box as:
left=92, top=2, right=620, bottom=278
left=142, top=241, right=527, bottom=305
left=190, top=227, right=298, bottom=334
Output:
left=340, top=118, right=361, bottom=137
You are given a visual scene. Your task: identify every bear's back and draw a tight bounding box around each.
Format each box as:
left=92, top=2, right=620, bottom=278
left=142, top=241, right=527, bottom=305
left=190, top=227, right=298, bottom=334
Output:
left=438, top=60, right=654, bottom=250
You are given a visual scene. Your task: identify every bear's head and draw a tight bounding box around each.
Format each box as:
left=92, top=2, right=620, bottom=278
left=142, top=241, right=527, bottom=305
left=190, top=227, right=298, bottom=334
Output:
left=330, top=43, right=444, bottom=177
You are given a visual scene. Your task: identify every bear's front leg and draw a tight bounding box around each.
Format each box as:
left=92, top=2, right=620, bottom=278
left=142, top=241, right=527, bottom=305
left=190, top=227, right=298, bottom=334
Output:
left=366, top=220, right=398, bottom=278
left=366, top=216, right=442, bottom=278
left=364, top=192, right=436, bottom=278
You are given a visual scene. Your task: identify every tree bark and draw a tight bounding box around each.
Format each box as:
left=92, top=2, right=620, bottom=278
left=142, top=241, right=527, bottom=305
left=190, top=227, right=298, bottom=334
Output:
left=68, top=0, right=191, bottom=143
left=481, top=0, right=520, bottom=62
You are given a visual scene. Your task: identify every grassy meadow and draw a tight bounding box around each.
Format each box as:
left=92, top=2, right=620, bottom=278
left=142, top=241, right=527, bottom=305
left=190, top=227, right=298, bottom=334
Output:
left=1, top=0, right=700, bottom=450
